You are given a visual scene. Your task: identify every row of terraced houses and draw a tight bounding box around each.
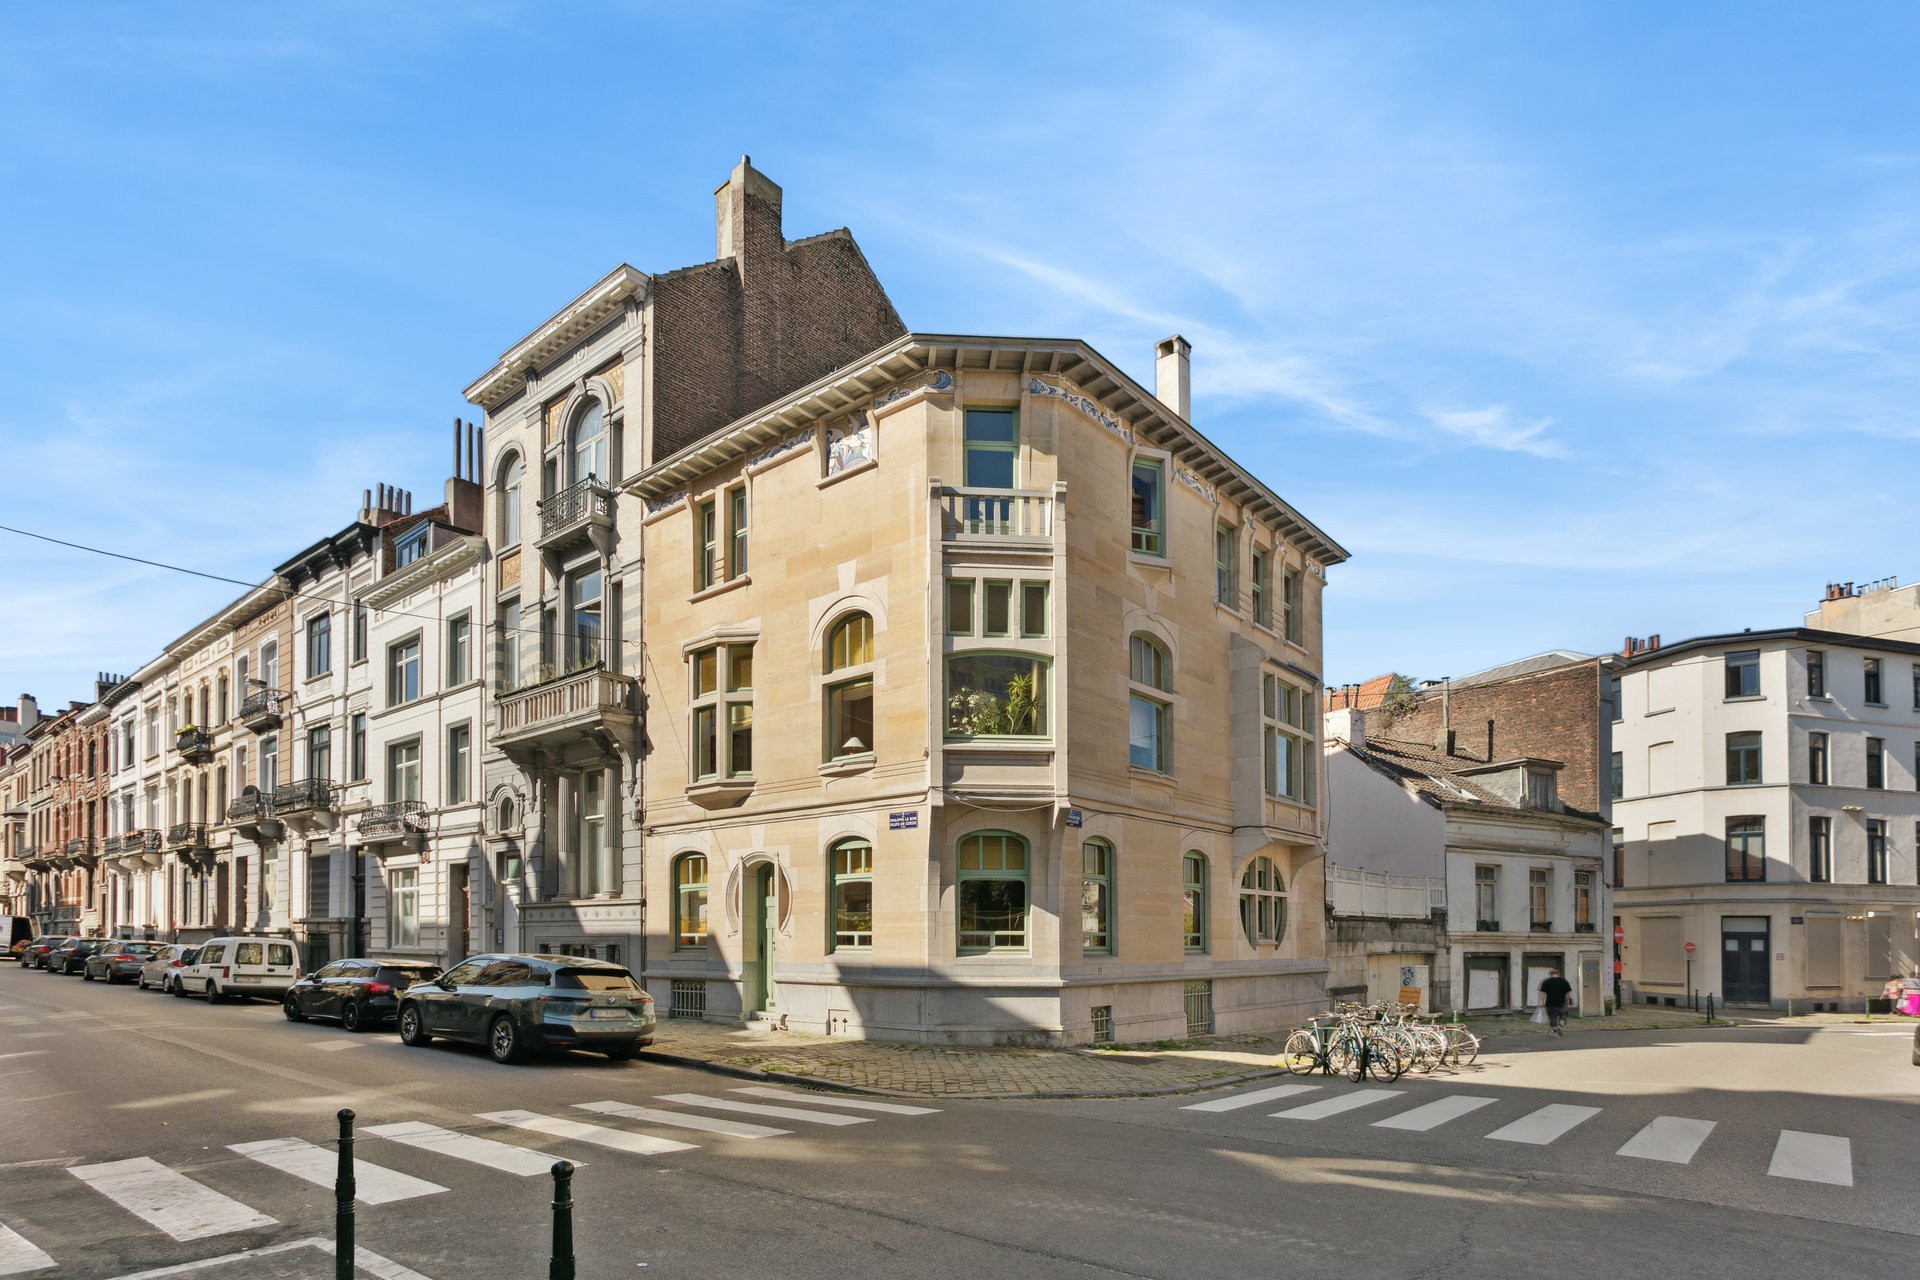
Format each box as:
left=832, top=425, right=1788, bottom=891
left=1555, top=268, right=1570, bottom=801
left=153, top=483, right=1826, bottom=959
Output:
left=3, top=161, right=1915, bottom=1037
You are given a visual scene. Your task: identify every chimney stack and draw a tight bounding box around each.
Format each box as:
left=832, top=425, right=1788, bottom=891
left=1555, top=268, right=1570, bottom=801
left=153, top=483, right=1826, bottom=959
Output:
left=1154, top=335, right=1192, bottom=421
left=1326, top=706, right=1365, bottom=748
left=715, top=154, right=782, bottom=263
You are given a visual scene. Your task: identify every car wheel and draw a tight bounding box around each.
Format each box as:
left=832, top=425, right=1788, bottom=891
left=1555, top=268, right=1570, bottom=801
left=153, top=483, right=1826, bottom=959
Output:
left=341, top=1001, right=365, bottom=1033
left=398, top=1004, right=431, bottom=1047
left=203, top=980, right=220, bottom=1003
left=604, top=1042, right=641, bottom=1062
left=283, top=993, right=306, bottom=1022
left=81, top=967, right=94, bottom=981
left=488, top=1015, right=525, bottom=1064
left=169, top=978, right=185, bottom=998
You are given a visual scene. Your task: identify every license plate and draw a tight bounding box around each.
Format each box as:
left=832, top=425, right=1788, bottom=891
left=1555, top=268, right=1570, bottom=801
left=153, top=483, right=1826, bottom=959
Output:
left=587, top=1007, right=626, bottom=1020
left=236, top=976, right=261, bottom=983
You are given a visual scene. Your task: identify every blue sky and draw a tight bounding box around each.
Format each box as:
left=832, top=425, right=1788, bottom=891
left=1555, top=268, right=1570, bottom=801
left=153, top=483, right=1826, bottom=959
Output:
left=4, top=2, right=1919, bottom=704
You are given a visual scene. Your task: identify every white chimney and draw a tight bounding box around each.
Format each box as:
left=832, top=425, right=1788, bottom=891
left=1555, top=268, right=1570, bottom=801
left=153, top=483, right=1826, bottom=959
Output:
left=1326, top=707, right=1365, bottom=749
left=1154, top=335, right=1191, bottom=421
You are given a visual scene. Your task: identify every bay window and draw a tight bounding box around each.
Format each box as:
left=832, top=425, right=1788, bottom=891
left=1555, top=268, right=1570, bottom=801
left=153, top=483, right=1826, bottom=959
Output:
left=946, top=653, right=1049, bottom=738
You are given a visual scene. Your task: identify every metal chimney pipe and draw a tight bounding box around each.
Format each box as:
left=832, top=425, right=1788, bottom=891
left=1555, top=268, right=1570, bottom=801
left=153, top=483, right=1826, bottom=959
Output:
left=362, top=488, right=372, bottom=518
left=453, top=419, right=461, bottom=477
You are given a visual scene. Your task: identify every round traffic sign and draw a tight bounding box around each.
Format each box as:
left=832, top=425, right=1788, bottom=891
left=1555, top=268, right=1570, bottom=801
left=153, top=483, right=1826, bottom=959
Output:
left=1683, top=941, right=1697, bottom=955
left=1613, top=925, right=1625, bottom=944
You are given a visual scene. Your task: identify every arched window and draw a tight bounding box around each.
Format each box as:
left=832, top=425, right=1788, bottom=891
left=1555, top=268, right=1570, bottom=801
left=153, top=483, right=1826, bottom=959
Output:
left=1081, top=838, right=1114, bottom=954
left=498, top=453, right=524, bottom=546
left=1182, top=852, right=1208, bottom=953
left=957, top=830, right=1028, bottom=953
left=569, top=402, right=607, bottom=486
left=1239, top=856, right=1287, bottom=947
left=1128, top=633, right=1171, bottom=773
left=828, top=838, right=873, bottom=951
left=673, top=853, right=709, bottom=950
left=825, top=613, right=875, bottom=761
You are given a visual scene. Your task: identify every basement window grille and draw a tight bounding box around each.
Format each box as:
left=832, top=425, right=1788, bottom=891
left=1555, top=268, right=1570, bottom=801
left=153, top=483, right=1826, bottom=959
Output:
left=669, top=979, right=706, bottom=1020
left=1091, top=1005, right=1114, bottom=1044
left=1184, top=980, right=1213, bottom=1038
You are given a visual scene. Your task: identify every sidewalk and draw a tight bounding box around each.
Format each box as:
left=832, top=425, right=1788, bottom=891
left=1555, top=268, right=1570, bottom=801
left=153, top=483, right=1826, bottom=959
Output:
left=639, top=1006, right=1882, bottom=1099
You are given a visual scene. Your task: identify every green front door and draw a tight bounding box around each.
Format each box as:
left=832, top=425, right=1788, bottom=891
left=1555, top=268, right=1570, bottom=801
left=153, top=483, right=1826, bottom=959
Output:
left=744, top=864, right=776, bottom=1013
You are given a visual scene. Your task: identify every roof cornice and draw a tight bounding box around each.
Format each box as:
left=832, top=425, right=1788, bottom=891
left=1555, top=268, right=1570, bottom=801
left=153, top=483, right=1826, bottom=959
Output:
left=1619, top=626, right=1920, bottom=668
left=463, top=265, right=649, bottom=411
left=623, top=332, right=1350, bottom=567
left=360, top=534, right=485, bottom=608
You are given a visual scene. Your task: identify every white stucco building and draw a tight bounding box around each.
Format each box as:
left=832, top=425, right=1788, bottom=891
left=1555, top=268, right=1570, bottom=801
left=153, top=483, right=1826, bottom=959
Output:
left=1612, top=626, right=1920, bottom=1010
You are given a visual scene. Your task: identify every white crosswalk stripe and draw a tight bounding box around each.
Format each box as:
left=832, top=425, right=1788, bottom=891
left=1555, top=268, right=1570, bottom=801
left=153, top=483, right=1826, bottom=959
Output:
left=1273, top=1089, right=1404, bottom=1121
left=1371, top=1095, right=1498, bottom=1132
left=1182, top=1083, right=1321, bottom=1112
left=230, top=1137, right=448, bottom=1204
left=69, top=1156, right=276, bottom=1242
left=0, top=1224, right=54, bottom=1277
left=729, top=1087, right=941, bottom=1116
left=1617, top=1117, right=1716, bottom=1164
left=1485, top=1103, right=1600, bottom=1146
left=478, top=1110, right=698, bottom=1157
left=364, top=1121, right=573, bottom=1177
left=577, top=1100, right=790, bottom=1139
left=1768, top=1130, right=1852, bottom=1186
left=657, top=1093, right=872, bottom=1126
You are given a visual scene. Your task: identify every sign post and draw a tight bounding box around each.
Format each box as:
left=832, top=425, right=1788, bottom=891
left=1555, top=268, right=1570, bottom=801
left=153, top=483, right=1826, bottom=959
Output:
left=1684, top=940, right=1696, bottom=1002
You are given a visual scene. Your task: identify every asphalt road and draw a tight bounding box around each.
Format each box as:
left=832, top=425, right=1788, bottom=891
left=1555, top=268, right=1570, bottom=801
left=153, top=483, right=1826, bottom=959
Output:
left=1, top=963, right=1915, bottom=1280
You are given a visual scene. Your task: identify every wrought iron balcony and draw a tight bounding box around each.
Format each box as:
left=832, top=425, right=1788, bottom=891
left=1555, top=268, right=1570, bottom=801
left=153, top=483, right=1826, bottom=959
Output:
left=536, top=477, right=614, bottom=551
left=357, top=800, right=428, bottom=838
left=237, top=689, right=285, bottom=730
left=166, top=822, right=208, bottom=850
left=223, top=794, right=281, bottom=841
left=494, top=665, right=638, bottom=754
left=120, top=830, right=161, bottom=857
left=65, top=837, right=95, bottom=858
left=271, top=779, right=337, bottom=815
left=175, top=726, right=214, bottom=761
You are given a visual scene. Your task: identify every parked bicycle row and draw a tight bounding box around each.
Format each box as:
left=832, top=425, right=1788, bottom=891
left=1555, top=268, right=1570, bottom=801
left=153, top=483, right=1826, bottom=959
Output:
left=1279, top=1001, right=1483, bottom=1083
left=10, top=932, right=659, bottom=1064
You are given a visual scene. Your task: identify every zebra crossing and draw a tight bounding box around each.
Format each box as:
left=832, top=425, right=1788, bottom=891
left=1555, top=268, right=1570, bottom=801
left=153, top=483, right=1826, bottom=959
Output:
left=0, top=1087, right=939, bottom=1276
left=1178, top=1082, right=1856, bottom=1187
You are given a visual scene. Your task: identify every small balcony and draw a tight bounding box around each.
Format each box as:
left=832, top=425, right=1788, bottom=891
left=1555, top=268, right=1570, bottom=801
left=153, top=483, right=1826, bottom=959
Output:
left=175, top=726, right=215, bottom=762
left=237, top=689, right=285, bottom=731
left=271, top=779, right=337, bottom=817
left=119, top=830, right=161, bottom=863
left=357, top=800, right=428, bottom=839
left=536, top=477, right=614, bottom=554
left=1530, top=920, right=1555, bottom=933
left=1475, top=919, right=1501, bottom=932
left=494, top=665, right=638, bottom=755
left=937, top=487, right=1055, bottom=546
left=65, top=837, right=96, bottom=861
left=102, top=835, right=124, bottom=857
left=166, top=822, right=209, bottom=851
left=224, top=795, right=281, bottom=841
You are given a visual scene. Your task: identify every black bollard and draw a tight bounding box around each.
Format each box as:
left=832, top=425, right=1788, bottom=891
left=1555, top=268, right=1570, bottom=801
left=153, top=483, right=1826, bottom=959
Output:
left=335, top=1109, right=356, bottom=1280
left=550, top=1160, right=575, bottom=1280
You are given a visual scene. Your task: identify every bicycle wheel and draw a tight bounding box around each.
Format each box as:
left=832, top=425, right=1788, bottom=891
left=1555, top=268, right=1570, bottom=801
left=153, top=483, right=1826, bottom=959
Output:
left=1346, top=1038, right=1367, bottom=1084
left=1324, top=1034, right=1353, bottom=1078
left=1281, top=1029, right=1321, bottom=1077
left=1450, top=1029, right=1480, bottom=1068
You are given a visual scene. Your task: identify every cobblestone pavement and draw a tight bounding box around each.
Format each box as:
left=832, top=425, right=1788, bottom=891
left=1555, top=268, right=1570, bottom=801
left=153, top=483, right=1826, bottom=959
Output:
left=640, top=1006, right=1890, bottom=1098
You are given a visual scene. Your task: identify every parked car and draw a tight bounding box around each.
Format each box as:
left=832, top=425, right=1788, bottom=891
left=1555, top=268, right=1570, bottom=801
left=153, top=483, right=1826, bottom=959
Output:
left=20, top=936, right=70, bottom=969
left=1, top=916, right=35, bottom=959
left=396, top=953, right=656, bottom=1064
left=283, top=959, right=443, bottom=1032
left=175, top=936, right=301, bottom=1002
left=46, top=937, right=105, bottom=974
left=82, top=939, right=161, bottom=983
left=137, top=944, right=199, bottom=992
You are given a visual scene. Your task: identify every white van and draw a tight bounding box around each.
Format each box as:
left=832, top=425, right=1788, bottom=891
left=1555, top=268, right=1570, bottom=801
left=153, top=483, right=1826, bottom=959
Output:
left=177, top=936, right=302, bottom=1002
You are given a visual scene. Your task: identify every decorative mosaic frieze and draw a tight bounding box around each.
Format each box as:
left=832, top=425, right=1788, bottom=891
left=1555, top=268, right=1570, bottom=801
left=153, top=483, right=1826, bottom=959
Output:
left=826, top=411, right=875, bottom=476
left=644, top=489, right=687, bottom=516
left=874, top=369, right=954, bottom=411
left=1026, top=377, right=1131, bottom=443
left=1173, top=468, right=1215, bottom=501
left=746, top=429, right=814, bottom=471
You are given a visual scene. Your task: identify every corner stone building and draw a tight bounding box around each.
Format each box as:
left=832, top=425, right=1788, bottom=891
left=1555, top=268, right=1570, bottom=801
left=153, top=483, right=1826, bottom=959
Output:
left=466, top=159, right=904, bottom=966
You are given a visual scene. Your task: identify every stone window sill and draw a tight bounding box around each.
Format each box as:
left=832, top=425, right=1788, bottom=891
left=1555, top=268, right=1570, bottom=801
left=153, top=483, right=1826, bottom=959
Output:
left=687, top=778, right=755, bottom=809
left=689, top=575, right=751, bottom=605
left=819, top=754, right=876, bottom=779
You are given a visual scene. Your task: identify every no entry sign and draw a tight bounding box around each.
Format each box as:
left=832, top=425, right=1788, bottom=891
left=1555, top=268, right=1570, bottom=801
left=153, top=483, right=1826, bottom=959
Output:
left=1683, top=941, right=1697, bottom=956
left=1614, top=925, right=1625, bottom=944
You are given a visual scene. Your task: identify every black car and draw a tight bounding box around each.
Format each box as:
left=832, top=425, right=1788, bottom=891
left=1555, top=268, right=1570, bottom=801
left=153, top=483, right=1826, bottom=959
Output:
left=396, top=953, right=657, bottom=1064
left=82, top=940, right=160, bottom=983
left=46, top=937, right=104, bottom=974
left=21, top=936, right=71, bottom=969
left=284, top=958, right=443, bottom=1032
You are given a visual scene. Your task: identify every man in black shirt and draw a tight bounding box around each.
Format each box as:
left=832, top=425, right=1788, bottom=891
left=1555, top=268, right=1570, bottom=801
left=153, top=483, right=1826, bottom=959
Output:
left=1538, top=969, right=1574, bottom=1036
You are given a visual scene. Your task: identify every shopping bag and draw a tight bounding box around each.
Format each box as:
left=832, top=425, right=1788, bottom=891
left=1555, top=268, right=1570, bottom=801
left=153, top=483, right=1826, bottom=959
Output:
left=1531, top=1006, right=1547, bottom=1025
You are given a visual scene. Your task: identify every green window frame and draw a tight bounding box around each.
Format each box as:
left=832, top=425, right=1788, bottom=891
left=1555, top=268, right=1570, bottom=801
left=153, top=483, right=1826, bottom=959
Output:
left=1262, top=672, right=1316, bottom=804
left=696, top=499, right=718, bottom=589
left=830, top=839, right=873, bottom=950
left=1251, top=549, right=1270, bottom=628
left=946, top=653, right=1049, bottom=738
left=946, top=580, right=974, bottom=635
left=1019, top=582, right=1048, bottom=638
left=828, top=613, right=873, bottom=670
left=1128, top=633, right=1172, bottom=773
left=1726, top=732, right=1762, bottom=785
left=1214, top=523, right=1237, bottom=608
left=1239, top=856, right=1287, bottom=947
left=982, top=580, right=1012, bottom=637
left=673, top=853, right=709, bottom=949
left=957, top=830, right=1029, bottom=953
left=1131, top=458, right=1164, bottom=554
left=727, top=485, right=749, bottom=578
left=1081, top=838, right=1114, bottom=954
left=1182, top=852, right=1208, bottom=953
left=963, top=408, right=1018, bottom=490
left=1282, top=568, right=1302, bottom=643
left=825, top=613, right=875, bottom=760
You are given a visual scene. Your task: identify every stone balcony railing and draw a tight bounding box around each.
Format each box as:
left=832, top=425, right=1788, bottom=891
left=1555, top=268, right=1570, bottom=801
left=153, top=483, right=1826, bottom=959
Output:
left=937, top=487, right=1055, bottom=544
left=537, top=477, right=614, bottom=551
left=494, top=665, right=637, bottom=752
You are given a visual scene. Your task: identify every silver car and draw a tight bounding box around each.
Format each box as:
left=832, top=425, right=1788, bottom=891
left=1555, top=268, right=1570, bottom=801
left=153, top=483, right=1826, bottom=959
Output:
left=137, top=944, right=200, bottom=992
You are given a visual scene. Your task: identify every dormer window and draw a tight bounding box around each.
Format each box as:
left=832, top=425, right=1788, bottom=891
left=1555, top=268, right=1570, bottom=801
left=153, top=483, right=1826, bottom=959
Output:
left=1525, top=770, right=1556, bottom=809
left=394, top=527, right=428, bottom=568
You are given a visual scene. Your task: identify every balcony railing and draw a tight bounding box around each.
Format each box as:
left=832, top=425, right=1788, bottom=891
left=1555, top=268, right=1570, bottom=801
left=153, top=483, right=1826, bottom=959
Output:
left=1327, top=864, right=1446, bottom=920
left=225, top=796, right=269, bottom=823
left=271, top=779, right=337, bottom=814
left=166, top=822, right=208, bottom=849
left=357, top=800, right=428, bottom=838
left=175, top=727, right=214, bottom=760
left=65, top=837, right=95, bottom=858
left=237, top=689, right=285, bottom=728
left=102, top=835, right=124, bottom=856
left=538, top=477, right=614, bottom=544
left=937, top=487, right=1054, bottom=543
left=120, top=830, right=161, bottom=856
left=495, top=666, right=637, bottom=745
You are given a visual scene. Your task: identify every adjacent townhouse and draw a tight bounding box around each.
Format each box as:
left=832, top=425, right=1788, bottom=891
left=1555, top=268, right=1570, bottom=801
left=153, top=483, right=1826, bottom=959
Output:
left=1612, top=618, right=1920, bottom=1011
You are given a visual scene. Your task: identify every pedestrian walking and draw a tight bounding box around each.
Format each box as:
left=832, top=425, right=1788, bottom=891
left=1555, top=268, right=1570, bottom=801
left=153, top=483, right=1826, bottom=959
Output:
left=1538, top=969, right=1573, bottom=1036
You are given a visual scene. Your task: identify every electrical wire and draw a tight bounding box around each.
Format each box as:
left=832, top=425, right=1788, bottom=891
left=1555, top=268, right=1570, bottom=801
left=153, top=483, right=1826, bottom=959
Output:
left=0, top=522, right=640, bottom=653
